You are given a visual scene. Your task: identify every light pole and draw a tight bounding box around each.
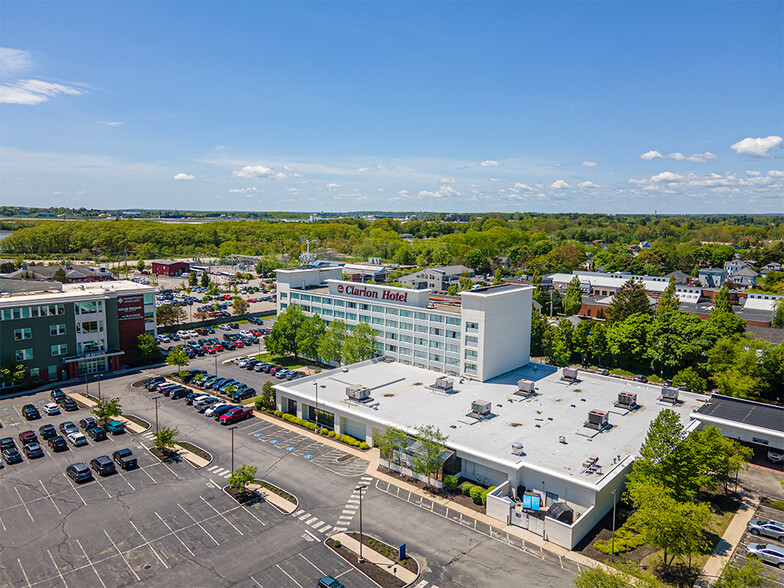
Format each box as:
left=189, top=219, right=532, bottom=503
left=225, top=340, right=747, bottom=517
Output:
left=314, top=383, right=325, bottom=426
left=214, top=354, right=218, bottom=377
left=153, top=396, right=160, bottom=433
left=97, top=374, right=102, bottom=403
left=356, top=483, right=368, bottom=562
left=230, top=426, right=238, bottom=472
left=611, top=489, right=617, bottom=558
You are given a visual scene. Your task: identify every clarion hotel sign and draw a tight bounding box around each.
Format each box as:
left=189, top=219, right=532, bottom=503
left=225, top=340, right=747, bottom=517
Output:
left=335, top=283, right=409, bottom=303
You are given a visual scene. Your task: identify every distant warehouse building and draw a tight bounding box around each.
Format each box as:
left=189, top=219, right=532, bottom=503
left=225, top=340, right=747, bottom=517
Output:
left=0, top=279, right=156, bottom=391
left=151, top=260, right=190, bottom=277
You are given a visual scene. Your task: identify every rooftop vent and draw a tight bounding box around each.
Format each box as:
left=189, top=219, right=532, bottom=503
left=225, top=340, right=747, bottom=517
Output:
left=433, top=376, right=454, bottom=392
left=562, top=367, right=579, bottom=382
left=471, top=400, right=492, bottom=416
left=617, top=391, right=637, bottom=408
left=515, top=379, right=536, bottom=396
left=346, top=385, right=370, bottom=401
left=511, top=442, right=525, bottom=456
left=660, top=387, right=679, bottom=404
left=585, top=410, right=609, bottom=431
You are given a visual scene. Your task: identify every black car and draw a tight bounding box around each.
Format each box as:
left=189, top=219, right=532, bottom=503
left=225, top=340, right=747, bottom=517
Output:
left=112, top=448, right=138, bottom=470
left=144, top=376, right=165, bottom=390
left=0, top=437, right=17, bottom=451
left=66, top=463, right=93, bottom=483
left=22, top=404, right=41, bottom=420
left=2, top=447, right=23, bottom=464
left=48, top=436, right=68, bottom=452
left=212, top=404, right=238, bottom=420
left=62, top=398, right=79, bottom=411
left=185, top=392, right=202, bottom=405
left=23, top=443, right=44, bottom=459
left=50, top=388, right=66, bottom=401
left=39, top=424, right=58, bottom=440
left=170, top=388, right=189, bottom=400
left=90, top=456, right=116, bottom=476
left=87, top=426, right=107, bottom=441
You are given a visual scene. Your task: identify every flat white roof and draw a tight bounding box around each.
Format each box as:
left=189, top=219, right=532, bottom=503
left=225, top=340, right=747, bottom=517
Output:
left=277, top=361, right=706, bottom=486
left=0, top=280, right=154, bottom=307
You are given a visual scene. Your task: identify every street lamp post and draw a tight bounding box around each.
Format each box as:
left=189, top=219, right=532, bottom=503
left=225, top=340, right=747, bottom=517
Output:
left=356, top=483, right=368, bottom=563
left=313, top=383, right=326, bottom=426
left=230, top=426, right=238, bottom=472
left=153, top=396, right=160, bottom=433
left=214, top=354, right=218, bottom=377
left=611, top=489, right=617, bottom=558
left=97, top=374, right=102, bottom=403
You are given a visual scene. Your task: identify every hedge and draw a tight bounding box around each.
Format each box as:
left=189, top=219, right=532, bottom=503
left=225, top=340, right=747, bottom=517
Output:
left=443, top=475, right=459, bottom=492
left=470, top=486, right=484, bottom=504
left=266, top=411, right=368, bottom=450
left=480, top=486, right=497, bottom=506
left=593, top=527, right=646, bottom=555
left=462, top=483, right=474, bottom=496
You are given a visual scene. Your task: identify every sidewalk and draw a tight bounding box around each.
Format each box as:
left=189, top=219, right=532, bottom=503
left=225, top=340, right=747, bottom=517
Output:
left=694, top=492, right=759, bottom=587
left=331, top=531, right=418, bottom=585
left=66, top=392, right=147, bottom=434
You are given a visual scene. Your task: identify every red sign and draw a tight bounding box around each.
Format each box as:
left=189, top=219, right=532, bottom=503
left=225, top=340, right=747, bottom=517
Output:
left=339, top=284, right=408, bottom=303
left=117, top=295, right=144, bottom=321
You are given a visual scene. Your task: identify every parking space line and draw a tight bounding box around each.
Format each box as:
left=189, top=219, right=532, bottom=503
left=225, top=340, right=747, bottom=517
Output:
left=47, top=548, right=69, bottom=587
left=0, top=511, right=5, bottom=531
left=155, top=511, right=196, bottom=557
left=177, top=504, right=221, bottom=546
left=129, top=520, right=169, bottom=569
left=139, top=464, right=157, bottom=484
left=94, top=477, right=112, bottom=499
left=119, top=473, right=136, bottom=492
left=276, top=564, right=304, bottom=588
left=18, top=558, right=32, bottom=588
left=76, top=539, right=107, bottom=588
left=250, top=575, right=263, bottom=587
left=199, top=496, right=243, bottom=536
left=242, top=504, right=266, bottom=527
left=299, top=553, right=326, bottom=575
left=104, top=529, right=141, bottom=582
left=39, top=480, right=62, bottom=515
left=333, top=568, right=354, bottom=579
left=62, top=473, right=88, bottom=505
left=14, top=487, right=35, bottom=522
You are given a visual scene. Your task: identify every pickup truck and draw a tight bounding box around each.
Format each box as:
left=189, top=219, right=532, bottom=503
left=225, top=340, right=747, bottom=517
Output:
left=219, top=406, right=253, bottom=425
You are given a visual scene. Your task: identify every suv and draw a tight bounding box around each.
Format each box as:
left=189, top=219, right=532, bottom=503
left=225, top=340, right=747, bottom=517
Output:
left=87, top=426, right=107, bottom=441
left=51, top=388, right=66, bottom=402
left=48, top=435, right=68, bottom=452
left=317, top=577, right=345, bottom=588
left=171, top=388, right=189, bottom=400
left=66, top=463, right=93, bottom=483
left=62, top=398, right=79, bottom=412
left=19, top=430, right=38, bottom=445
left=3, top=447, right=23, bottom=464
left=90, top=456, right=116, bottom=476
left=22, top=404, right=41, bottom=420
left=105, top=420, right=125, bottom=435
left=113, top=448, right=138, bottom=469
left=23, top=443, right=44, bottom=459
left=39, top=424, right=57, bottom=440
left=80, top=416, right=98, bottom=430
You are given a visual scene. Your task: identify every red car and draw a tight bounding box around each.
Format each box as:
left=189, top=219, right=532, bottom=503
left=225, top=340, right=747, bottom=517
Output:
left=19, top=430, right=38, bottom=445
left=212, top=343, right=224, bottom=352
left=219, top=406, right=253, bottom=425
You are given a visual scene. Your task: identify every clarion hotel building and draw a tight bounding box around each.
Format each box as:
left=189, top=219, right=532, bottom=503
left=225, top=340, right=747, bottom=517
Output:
left=276, top=266, right=532, bottom=382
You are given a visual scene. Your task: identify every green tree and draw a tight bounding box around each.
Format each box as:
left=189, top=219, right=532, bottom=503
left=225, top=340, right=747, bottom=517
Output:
left=607, top=313, right=653, bottom=372
left=530, top=308, right=548, bottom=356
left=572, top=320, right=592, bottom=365
left=265, top=304, right=306, bottom=356
left=318, top=319, right=348, bottom=365
left=259, top=381, right=276, bottom=411
left=200, top=271, right=210, bottom=288
left=773, top=298, right=784, bottom=328
left=157, top=304, right=186, bottom=327
left=587, top=322, right=609, bottom=366
left=152, top=426, right=179, bottom=455
left=166, top=347, right=190, bottom=375
left=548, top=319, right=573, bottom=367
left=372, top=426, right=409, bottom=466
left=646, top=311, right=706, bottom=378
left=627, top=409, right=686, bottom=494
left=52, top=267, right=68, bottom=283
left=228, top=464, right=258, bottom=494
left=188, top=271, right=197, bottom=287
left=232, top=296, right=249, bottom=315
left=606, top=279, right=652, bottom=323
left=656, top=276, right=680, bottom=316
left=563, top=277, right=584, bottom=316
left=672, top=367, right=707, bottom=393
left=713, top=285, right=733, bottom=315
left=410, top=424, right=448, bottom=490
left=343, top=322, right=377, bottom=363
left=137, top=259, right=145, bottom=272
left=92, top=397, right=122, bottom=422
left=134, top=332, right=159, bottom=362
left=492, top=268, right=504, bottom=285
left=687, top=426, right=753, bottom=493
left=715, top=561, right=775, bottom=588
left=296, top=314, right=326, bottom=360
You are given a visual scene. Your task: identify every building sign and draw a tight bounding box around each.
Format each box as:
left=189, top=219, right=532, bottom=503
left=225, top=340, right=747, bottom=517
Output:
left=117, top=295, right=144, bottom=321
left=335, top=283, right=409, bottom=303
left=326, top=279, right=431, bottom=307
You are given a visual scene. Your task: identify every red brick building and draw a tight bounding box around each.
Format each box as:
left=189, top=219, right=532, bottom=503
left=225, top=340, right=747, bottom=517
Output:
left=151, top=260, right=190, bottom=277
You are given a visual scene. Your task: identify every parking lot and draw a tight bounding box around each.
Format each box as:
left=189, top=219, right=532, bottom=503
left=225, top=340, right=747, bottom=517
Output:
left=730, top=502, right=784, bottom=586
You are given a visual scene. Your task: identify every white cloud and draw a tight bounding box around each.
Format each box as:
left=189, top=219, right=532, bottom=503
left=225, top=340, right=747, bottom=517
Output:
left=480, top=160, right=499, bottom=167
left=746, top=170, right=761, bottom=176
left=173, top=173, right=195, bottom=181
left=97, top=121, right=124, bottom=127
left=489, top=178, right=504, bottom=182
left=417, top=185, right=461, bottom=199
left=232, top=164, right=291, bottom=179
left=731, top=136, right=783, bottom=158
left=582, top=161, right=598, bottom=167
left=228, top=187, right=256, bottom=193
left=650, top=172, right=684, bottom=183
left=0, top=48, right=33, bottom=72
left=326, top=183, right=342, bottom=188
left=513, top=182, right=533, bottom=191
left=768, top=170, right=784, bottom=178
left=578, top=181, right=600, bottom=188
left=640, top=150, right=716, bottom=163
left=440, top=178, right=455, bottom=183
left=0, top=79, right=83, bottom=105
left=550, top=179, right=569, bottom=189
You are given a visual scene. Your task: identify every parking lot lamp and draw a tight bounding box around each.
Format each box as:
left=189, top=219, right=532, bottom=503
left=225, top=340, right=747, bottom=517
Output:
left=355, top=483, right=368, bottom=562
left=214, top=354, right=218, bottom=377
left=230, top=426, right=238, bottom=472
left=97, top=374, right=102, bottom=403
left=611, top=489, right=617, bottom=558
left=314, top=383, right=325, bottom=425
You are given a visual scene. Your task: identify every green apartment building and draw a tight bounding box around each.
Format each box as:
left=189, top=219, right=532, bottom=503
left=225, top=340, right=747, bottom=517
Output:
left=0, top=279, right=156, bottom=392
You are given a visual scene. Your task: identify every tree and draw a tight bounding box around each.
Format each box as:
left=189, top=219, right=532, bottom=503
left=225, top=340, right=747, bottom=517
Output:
left=627, top=409, right=686, bottom=494
left=773, top=298, right=784, bottom=329
left=373, top=426, right=409, bottom=466
left=410, top=424, right=448, bottom=490
left=607, top=313, right=653, bottom=372
left=134, top=332, right=159, bottom=362
left=152, top=426, right=179, bottom=455
left=548, top=319, right=573, bottom=367
left=295, top=314, right=326, bottom=360
left=265, top=304, right=306, bottom=356
left=646, top=311, right=706, bottom=378
left=530, top=308, right=548, bottom=356
left=574, top=563, right=659, bottom=588
left=92, top=397, right=122, bottom=422
left=228, top=464, right=258, bottom=494
left=259, top=381, right=276, bottom=411
left=318, top=319, right=348, bottom=365
left=137, top=259, right=145, bottom=272
left=52, top=267, right=68, bottom=283
left=587, top=322, right=609, bottom=366
left=713, top=285, right=733, bottom=315
left=563, top=277, right=584, bottom=316
left=572, top=319, right=592, bottom=365
left=686, top=426, right=753, bottom=493
left=716, top=561, right=775, bottom=588
left=188, top=271, right=197, bottom=287
left=166, top=347, right=190, bottom=375
left=606, top=279, right=652, bottom=323
left=656, top=276, right=680, bottom=316
left=232, top=296, right=249, bottom=315
left=343, top=322, right=377, bottom=363
left=672, top=367, right=707, bottom=393
left=157, top=304, right=186, bottom=327
left=200, top=271, right=210, bottom=288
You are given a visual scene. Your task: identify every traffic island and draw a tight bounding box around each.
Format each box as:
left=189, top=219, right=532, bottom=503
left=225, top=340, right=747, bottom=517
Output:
left=247, top=480, right=298, bottom=514
left=224, top=484, right=263, bottom=505
left=327, top=531, right=419, bottom=588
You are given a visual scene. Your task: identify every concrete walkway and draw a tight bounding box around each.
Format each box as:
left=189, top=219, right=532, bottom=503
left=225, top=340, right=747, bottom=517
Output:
left=694, top=493, right=759, bottom=587
left=331, top=531, right=418, bottom=585
left=248, top=481, right=298, bottom=514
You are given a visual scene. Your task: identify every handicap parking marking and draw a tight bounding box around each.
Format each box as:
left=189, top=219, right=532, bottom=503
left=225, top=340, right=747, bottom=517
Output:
left=286, top=446, right=296, bottom=451
left=303, top=454, right=313, bottom=460
left=253, top=432, right=263, bottom=438
left=269, top=439, right=278, bottom=445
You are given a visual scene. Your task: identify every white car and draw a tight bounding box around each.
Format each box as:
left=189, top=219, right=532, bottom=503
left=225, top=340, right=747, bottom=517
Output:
left=42, top=403, right=61, bottom=415
left=767, top=450, right=784, bottom=464
left=67, top=432, right=89, bottom=447
left=188, top=330, right=199, bottom=338
left=177, top=330, right=191, bottom=339
left=239, top=330, right=251, bottom=337
left=205, top=402, right=230, bottom=417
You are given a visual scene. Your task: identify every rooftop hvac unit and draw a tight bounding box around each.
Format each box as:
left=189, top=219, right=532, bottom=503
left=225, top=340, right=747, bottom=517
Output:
left=511, top=442, right=524, bottom=456
left=660, top=387, right=679, bottom=403
left=586, top=410, right=609, bottom=430
left=547, top=502, right=574, bottom=525
left=346, top=385, right=371, bottom=400
left=471, top=400, right=492, bottom=416
left=433, top=376, right=454, bottom=391
left=618, top=391, right=637, bottom=407
left=562, top=367, right=579, bottom=381
left=517, top=379, right=535, bottom=393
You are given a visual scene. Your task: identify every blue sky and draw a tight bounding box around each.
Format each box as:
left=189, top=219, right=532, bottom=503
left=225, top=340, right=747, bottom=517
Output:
left=1, top=1, right=782, bottom=214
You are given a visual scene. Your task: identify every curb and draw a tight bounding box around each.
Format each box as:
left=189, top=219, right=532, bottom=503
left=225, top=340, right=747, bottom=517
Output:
left=324, top=536, right=383, bottom=588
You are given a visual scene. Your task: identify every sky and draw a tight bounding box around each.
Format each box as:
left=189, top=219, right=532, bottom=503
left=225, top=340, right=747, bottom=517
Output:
left=1, top=1, right=783, bottom=214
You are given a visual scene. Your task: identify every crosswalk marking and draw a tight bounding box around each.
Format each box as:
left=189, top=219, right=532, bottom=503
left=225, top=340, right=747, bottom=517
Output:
left=208, top=465, right=219, bottom=472
left=333, top=526, right=347, bottom=533
left=317, top=524, right=331, bottom=533
left=299, top=512, right=311, bottom=521
left=294, top=510, right=305, bottom=517
left=305, top=516, right=318, bottom=525
left=338, top=515, right=353, bottom=521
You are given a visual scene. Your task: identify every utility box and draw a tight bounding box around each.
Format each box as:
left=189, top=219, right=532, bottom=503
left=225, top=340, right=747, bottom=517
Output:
left=547, top=502, right=574, bottom=525
left=586, top=410, right=609, bottom=430
left=517, top=379, right=536, bottom=394
left=562, top=367, right=579, bottom=382
left=617, top=391, right=637, bottom=408
left=433, top=376, right=454, bottom=392
left=471, top=400, right=492, bottom=416
left=660, top=387, right=679, bottom=403
left=346, top=385, right=371, bottom=400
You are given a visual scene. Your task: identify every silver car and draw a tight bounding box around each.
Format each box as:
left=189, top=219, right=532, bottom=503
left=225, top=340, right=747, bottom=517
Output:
left=746, top=543, right=784, bottom=569
left=747, top=520, right=784, bottom=542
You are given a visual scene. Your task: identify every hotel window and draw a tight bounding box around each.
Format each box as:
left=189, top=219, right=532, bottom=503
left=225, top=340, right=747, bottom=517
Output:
left=280, top=303, right=288, bottom=310
left=333, top=310, right=344, bottom=318
left=346, top=312, right=357, bottom=321
left=465, top=362, right=477, bottom=372
left=399, top=322, right=413, bottom=331
left=415, top=324, right=428, bottom=333
left=346, top=301, right=355, bottom=309
left=385, top=344, right=397, bottom=352
left=385, top=307, right=398, bottom=315
left=51, top=344, right=68, bottom=357
left=300, top=294, right=311, bottom=301
left=414, top=337, right=427, bottom=346
left=399, top=347, right=412, bottom=356
left=429, top=353, right=443, bottom=362
left=144, top=293, right=155, bottom=305
left=373, top=329, right=383, bottom=337
left=50, top=323, right=68, bottom=335
left=415, top=311, right=427, bottom=320
left=360, top=303, right=370, bottom=311
left=445, top=357, right=460, bottom=366
left=14, top=328, right=32, bottom=341
left=372, top=316, right=384, bottom=325
left=386, top=332, right=398, bottom=340
left=466, top=321, right=479, bottom=331
left=75, top=301, right=102, bottom=314
left=321, top=297, right=330, bottom=304
left=322, top=308, right=332, bottom=316
left=280, top=292, right=288, bottom=299
left=77, top=320, right=104, bottom=334
left=385, top=319, right=398, bottom=328
left=445, top=316, right=461, bottom=326
left=291, top=293, right=300, bottom=300
left=465, top=349, right=478, bottom=359
left=446, top=330, right=459, bottom=339
left=144, top=311, right=155, bottom=322
left=465, top=335, right=478, bottom=347
left=430, top=314, right=443, bottom=323
left=446, top=343, right=460, bottom=353
left=372, top=305, right=383, bottom=313
left=302, top=305, right=311, bottom=313
left=359, top=314, right=371, bottom=322
left=78, top=340, right=105, bottom=354
left=429, top=340, right=443, bottom=349
left=334, top=299, right=345, bottom=307
left=312, top=296, right=322, bottom=303
left=16, top=348, right=33, bottom=361
left=48, top=365, right=58, bottom=380
left=414, top=350, right=427, bottom=359
left=399, top=309, right=413, bottom=318
left=399, top=334, right=413, bottom=343
left=430, top=327, right=442, bottom=336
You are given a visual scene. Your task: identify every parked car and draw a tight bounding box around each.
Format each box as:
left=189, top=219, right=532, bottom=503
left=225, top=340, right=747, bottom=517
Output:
left=205, top=402, right=231, bottom=417
left=39, top=424, right=57, bottom=440
left=19, top=430, right=38, bottom=445
left=633, top=375, right=648, bottom=383
left=22, top=404, right=41, bottom=420
left=80, top=416, right=98, bottom=430
left=24, top=442, right=44, bottom=459
left=48, top=435, right=68, bottom=452
left=746, top=543, right=784, bottom=568
left=212, top=404, right=238, bottom=421
left=50, top=388, right=66, bottom=402
left=67, top=432, right=89, bottom=447
left=195, top=397, right=220, bottom=412
left=105, top=420, right=125, bottom=435
left=220, top=406, right=253, bottom=425
left=596, top=368, right=610, bottom=376
left=767, top=450, right=784, bottom=464
left=144, top=376, right=165, bottom=389
left=90, top=455, right=117, bottom=476
left=66, top=463, right=93, bottom=483
left=62, top=398, right=79, bottom=412
left=42, top=402, right=61, bottom=415
left=0, top=437, right=16, bottom=451
left=112, top=448, right=138, bottom=470
left=171, top=388, right=189, bottom=400
left=748, top=520, right=784, bottom=542
left=87, top=426, right=107, bottom=441
left=2, top=447, right=23, bottom=464
left=317, top=576, right=345, bottom=588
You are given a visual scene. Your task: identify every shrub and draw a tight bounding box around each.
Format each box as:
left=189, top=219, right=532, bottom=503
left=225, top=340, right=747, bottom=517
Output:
left=334, top=540, right=341, bottom=548
left=593, top=526, right=646, bottom=555
left=443, top=475, right=459, bottom=492
left=305, top=422, right=317, bottom=431
left=480, top=486, right=497, bottom=506
left=359, top=442, right=369, bottom=450
left=462, top=483, right=474, bottom=496
left=254, top=397, right=264, bottom=411
left=321, top=428, right=329, bottom=436
left=274, top=410, right=282, bottom=417
left=328, top=430, right=336, bottom=438
left=470, top=485, right=484, bottom=504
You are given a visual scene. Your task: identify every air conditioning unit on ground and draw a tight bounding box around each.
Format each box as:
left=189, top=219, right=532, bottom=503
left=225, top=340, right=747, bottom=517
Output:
left=617, top=391, right=637, bottom=408
left=660, top=387, right=679, bottom=403
left=346, top=385, right=371, bottom=400
left=517, top=379, right=535, bottom=394
left=471, top=399, right=492, bottom=416
left=586, top=410, right=609, bottom=430
left=433, top=376, right=454, bottom=392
